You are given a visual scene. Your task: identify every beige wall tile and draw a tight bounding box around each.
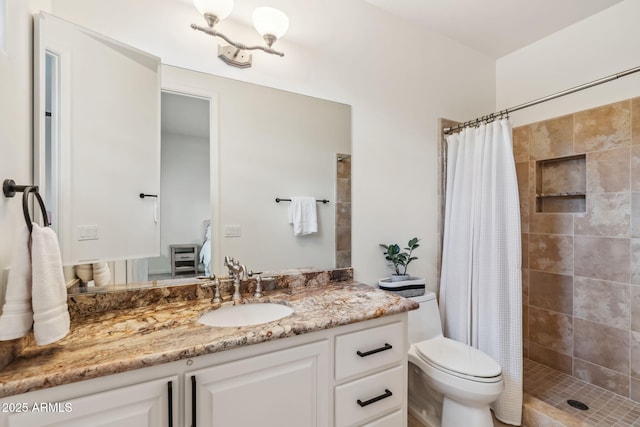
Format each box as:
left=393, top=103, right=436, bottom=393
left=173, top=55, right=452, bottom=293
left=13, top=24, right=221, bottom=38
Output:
left=529, top=212, right=574, bottom=235
left=513, top=125, right=530, bottom=163
left=587, top=147, right=631, bottom=194
left=633, top=97, right=640, bottom=145
left=336, top=155, right=351, bottom=179
left=523, top=339, right=529, bottom=360
left=530, top=115, right=574, bottom=160
left=336, top=250, right=350, bottom=269
left=630, top=239, right=640, bottom=285
left=523, top=304, right=529, bottom=342
left=574, top=317, right=629, bottom=373
left=522, top=234, right=529, bottom=269
left=337, top=177, right=351, bottom=203
left=632, top=285, right=640, bottom=332
left=631, top=378, right=640, bottom=403
left=574, top=277, right=630, bottom=329
left=336, top=202, right=351, bottom=227
left=633, top=193, right=640, bottom=238
left=529, top=306, right=573, bottom=354
left=575, top=192, right=630, bottom=237
left=538, top=156, right=586, bottom=195
left=574, top=358, right=630, bottom=397
left=523, top=268, right=530, bottom=304
left=632, top=146, right=640, bottom=192
left=528, top=342, right=573, bottom=374
left=574, top=236, right=630, bottom=283
left=574, top=101, right=632, bottom=152
left=529, top=234, right=574, bottom=275
left=516, top=162, right=529, bottom=232
left=336, top=226, right=350, bottom=251
left=632, top=331, right=640, bottom=378
left=529, top=270, right=573, bottom=314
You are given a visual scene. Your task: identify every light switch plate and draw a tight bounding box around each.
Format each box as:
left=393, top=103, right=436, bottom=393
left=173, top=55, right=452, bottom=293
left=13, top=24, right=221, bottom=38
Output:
left=78, top=225, right=99, bottom=241
left=224, top=225, right=241, bottom=237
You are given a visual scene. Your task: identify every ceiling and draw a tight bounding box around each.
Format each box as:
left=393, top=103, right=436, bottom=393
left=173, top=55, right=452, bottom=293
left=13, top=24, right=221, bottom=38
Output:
left=364, top=0, right=624, bottom=58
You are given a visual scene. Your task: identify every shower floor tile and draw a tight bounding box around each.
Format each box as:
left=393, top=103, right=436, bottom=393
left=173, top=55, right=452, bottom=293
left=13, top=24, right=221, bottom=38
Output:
left=525, top=359, right=640, bottom=426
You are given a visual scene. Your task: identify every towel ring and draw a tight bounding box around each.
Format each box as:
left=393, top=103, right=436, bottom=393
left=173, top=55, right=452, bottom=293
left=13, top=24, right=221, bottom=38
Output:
left=22, top=186, right=50, bottom=233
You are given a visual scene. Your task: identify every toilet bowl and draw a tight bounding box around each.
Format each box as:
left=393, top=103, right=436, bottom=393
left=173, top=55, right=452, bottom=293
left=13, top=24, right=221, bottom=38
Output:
left=408, top=292, right=504, bottom=427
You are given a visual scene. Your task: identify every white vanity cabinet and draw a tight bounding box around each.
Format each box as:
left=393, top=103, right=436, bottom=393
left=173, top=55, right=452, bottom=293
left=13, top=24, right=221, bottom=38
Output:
left=334, top=322, right=407, bottom=427
left=0, top=313, right=408, bottom=427
left=0, top=375, right=178, bottom=427
left=186, top=341, right=329, bottom=427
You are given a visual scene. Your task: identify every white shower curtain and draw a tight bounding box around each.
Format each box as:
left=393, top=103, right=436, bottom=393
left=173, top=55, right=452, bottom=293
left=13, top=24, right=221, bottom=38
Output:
left=439, top=118, right=523, bottom=425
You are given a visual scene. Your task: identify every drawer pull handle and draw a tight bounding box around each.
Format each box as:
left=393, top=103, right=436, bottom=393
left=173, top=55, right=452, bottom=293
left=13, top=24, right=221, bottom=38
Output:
left=191, top=375, right=197, bottom=427
left=357, top=389, right=393, bottom=407
left=167, top=381, right=173, bottom=427
left=357, top=343, right=392, bottom=357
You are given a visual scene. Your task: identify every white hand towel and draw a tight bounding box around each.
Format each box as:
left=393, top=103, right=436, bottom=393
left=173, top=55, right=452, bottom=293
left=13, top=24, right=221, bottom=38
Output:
left=288, top=196, right=318, bottom=236
left=31, top=224, right=70, bottom=346
left=92, top=262, right=111, bottom=287
left=0, top=226, right=33, bottom=340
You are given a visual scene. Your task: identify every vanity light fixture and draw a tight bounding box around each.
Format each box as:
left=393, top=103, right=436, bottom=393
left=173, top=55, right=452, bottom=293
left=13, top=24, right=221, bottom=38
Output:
left=191, top=0, right=289, bottom=68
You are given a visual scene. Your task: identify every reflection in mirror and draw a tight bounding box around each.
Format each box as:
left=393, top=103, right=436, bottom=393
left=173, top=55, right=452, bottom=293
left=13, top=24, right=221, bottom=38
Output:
left=68, top=92, right=212, bottom=292
left=144, top=92, right=211, bottom=282
left=34, top=13, right=351, bottom=295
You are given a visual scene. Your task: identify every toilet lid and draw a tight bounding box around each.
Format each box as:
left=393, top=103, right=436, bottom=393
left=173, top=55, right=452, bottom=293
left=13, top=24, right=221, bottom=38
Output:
left=415, top=337, right=502, bottom=379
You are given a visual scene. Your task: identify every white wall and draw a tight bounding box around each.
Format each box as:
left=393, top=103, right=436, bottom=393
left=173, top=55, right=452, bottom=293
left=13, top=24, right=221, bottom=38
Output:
left=149, top=132, right=210, bottom=275
left=497, top=0, right=640, bottom=127
left=0, top=0, right=51, bottom=301
left=47, top=0, right=495, bottom=289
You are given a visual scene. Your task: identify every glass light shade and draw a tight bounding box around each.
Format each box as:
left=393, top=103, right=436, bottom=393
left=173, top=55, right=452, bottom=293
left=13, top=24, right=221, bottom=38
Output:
left=193, top=0, right=234, bottom=20
left=252, top=7, right=289, bottom=39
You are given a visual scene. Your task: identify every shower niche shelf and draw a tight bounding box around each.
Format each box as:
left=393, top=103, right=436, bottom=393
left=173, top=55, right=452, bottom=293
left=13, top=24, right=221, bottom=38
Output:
left=535, top=154, right=586, bottom=213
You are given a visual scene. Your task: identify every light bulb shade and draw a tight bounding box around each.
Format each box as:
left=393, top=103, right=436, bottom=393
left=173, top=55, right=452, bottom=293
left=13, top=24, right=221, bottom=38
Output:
left=193, top=0, right=234, bottom=20
left=252, top=7, right=289, bottom=39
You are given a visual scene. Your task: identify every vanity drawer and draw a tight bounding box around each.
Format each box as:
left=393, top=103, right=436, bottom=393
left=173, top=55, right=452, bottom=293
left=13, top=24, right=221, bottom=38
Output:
left=335, top=322, right=403, bottom=380
left=335, top=365, right=403, bottom=427
left=361, top=410, right=403, bottom=427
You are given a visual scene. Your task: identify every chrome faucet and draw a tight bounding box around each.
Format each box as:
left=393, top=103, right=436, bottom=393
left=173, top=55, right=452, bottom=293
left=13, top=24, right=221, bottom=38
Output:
left=224, top=256, right=249, bottom=302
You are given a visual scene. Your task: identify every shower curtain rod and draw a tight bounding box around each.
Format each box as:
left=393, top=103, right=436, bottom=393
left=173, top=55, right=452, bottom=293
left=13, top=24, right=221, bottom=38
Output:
left=443, top=65, right=640, bottom=134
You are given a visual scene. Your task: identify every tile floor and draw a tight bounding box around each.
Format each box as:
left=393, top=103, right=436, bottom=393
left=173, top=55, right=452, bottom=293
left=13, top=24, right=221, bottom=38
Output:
left=524, top=359, right=640, bottom=426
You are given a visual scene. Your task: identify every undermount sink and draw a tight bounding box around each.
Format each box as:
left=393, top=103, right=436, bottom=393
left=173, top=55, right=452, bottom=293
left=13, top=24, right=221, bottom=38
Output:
left=198, top=303, right=294, bottom=327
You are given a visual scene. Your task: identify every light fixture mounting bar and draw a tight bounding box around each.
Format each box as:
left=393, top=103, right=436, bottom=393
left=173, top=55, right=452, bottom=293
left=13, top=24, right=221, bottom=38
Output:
left=190, top=24, right=284, bottom=57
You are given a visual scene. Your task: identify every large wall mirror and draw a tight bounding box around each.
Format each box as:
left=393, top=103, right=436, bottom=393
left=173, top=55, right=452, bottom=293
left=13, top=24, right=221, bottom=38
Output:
left=34, top=13, right=352, bottom=294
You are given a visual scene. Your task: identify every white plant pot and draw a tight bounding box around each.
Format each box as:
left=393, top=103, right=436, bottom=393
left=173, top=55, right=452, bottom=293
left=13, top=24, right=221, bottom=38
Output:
left=378, top=276, right=426, bottom=297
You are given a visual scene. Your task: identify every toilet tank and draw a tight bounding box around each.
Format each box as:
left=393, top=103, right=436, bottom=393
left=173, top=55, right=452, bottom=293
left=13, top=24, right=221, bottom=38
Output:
left=408, top=291, right=443, bottom=344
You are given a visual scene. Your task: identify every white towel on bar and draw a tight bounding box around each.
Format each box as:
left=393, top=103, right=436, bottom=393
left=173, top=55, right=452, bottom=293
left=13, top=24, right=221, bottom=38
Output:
left=0, top=226, right=33, bottom=340
left=288, top=196, right=318, bottom=236
left=30, top=224, right=70, bottom=346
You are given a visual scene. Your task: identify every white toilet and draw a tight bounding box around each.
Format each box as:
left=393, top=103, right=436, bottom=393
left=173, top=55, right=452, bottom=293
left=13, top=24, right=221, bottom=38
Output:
left=407, top=292, right=504, bottom=427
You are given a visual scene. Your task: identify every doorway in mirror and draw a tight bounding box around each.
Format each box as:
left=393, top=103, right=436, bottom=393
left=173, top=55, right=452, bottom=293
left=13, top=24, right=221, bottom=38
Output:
left=137, top=91, right=211, bottom=282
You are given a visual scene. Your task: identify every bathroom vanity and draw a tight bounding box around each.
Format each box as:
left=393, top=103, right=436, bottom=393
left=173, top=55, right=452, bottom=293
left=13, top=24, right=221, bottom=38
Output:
left=0, top=276, right=416, bottom=427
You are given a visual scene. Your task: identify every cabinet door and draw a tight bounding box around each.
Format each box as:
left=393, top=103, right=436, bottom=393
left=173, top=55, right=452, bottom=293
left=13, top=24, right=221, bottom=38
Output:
left=187, top=341, right=329, bottom=427
left=2, top=376, right=177, bottom=427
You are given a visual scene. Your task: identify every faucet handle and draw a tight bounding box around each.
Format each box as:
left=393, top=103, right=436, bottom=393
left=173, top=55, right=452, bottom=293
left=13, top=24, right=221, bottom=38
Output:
left=212, top=277, right=222, bottom=303
left=253, top=274, right=263, bottom=298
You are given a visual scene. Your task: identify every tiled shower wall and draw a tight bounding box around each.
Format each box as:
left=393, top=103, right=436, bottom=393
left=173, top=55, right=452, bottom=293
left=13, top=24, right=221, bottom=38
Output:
left=517, top=97, right=640, bottom=400
left=336, top=154, right=351, bottom=268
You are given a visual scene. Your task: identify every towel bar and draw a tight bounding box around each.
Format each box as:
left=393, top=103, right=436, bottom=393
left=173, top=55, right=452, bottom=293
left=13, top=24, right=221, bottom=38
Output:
left=3, top=179, right=50, bottom=233
left=275, top=197, right=329, bottom=204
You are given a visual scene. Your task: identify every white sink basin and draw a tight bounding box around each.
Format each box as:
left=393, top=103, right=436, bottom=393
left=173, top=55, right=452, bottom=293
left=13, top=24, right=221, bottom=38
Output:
left=198, top=303, right=294, bottom=327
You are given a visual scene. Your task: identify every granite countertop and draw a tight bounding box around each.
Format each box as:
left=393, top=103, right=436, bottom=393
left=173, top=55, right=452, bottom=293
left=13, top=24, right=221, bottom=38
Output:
left=0, top=281, right=417, bottom=398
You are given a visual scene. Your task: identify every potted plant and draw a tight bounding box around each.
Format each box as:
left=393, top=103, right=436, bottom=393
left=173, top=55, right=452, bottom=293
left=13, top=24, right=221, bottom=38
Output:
left=379, top=237, right=425, bottom=296
left=380, top=237, right=420, bottom=281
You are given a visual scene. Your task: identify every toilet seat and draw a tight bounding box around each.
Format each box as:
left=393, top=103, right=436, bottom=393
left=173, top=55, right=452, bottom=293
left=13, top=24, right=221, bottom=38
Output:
left=414, top=337, right=502, bottom=383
